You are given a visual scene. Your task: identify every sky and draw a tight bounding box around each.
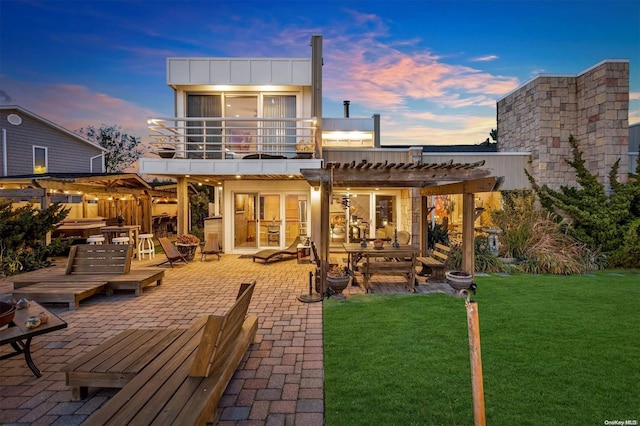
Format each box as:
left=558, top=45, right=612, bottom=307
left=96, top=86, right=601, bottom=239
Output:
left=1, top=0, right=639, bottom=148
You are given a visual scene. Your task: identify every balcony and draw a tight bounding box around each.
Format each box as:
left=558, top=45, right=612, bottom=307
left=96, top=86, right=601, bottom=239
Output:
left=147, top=117, right=317, bottom=160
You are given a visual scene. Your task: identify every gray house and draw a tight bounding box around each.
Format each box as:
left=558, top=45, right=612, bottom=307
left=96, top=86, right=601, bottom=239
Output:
left=0, top=105, right=106, bottom=176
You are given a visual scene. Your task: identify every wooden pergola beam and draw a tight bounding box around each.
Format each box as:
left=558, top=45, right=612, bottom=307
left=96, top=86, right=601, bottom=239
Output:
left=0, top=188, right=46, bottom=198
left=34, top=180, right=149, bottom=197
left=420, top=176, right=504, bottom=196
left=301, top=163, right=491, bottom=188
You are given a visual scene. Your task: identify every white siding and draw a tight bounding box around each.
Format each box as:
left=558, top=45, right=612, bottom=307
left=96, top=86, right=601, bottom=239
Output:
left=167, top=58, right=312, bottom=86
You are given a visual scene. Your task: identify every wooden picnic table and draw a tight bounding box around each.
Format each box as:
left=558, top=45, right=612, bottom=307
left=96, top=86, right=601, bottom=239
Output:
left=0, top=301, right=67, bottom=377
left=343, top=243, right=419, bottom=292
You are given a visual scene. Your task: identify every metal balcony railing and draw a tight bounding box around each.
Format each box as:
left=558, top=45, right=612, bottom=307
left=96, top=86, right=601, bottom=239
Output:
left=148, top=117, right=317, bottom=160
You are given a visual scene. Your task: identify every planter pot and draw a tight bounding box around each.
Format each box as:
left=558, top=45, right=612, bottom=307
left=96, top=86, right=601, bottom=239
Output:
left=176, top=243, right=198, bottom=261
left=0, top=302, right=16, bottom=329
left=158, top=148, right=176, bottom=159
left=445, top=271, right=474, bottom=291
left=327, top=275, right=351, bottom=298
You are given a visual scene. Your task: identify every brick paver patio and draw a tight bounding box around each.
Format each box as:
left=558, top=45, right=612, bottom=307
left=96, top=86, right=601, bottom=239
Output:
left=0, top=252, right=454, bottom=425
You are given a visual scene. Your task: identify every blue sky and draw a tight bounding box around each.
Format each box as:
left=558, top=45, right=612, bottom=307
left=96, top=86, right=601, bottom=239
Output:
left=1, top=0, right=638, bottom=147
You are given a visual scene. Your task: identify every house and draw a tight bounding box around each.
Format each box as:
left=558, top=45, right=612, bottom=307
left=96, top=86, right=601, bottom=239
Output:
left=140, top=35, right=635, bottom=256
left=0, top=106, right=173, bottom=233
left=0, top=105, right=106, bottom=175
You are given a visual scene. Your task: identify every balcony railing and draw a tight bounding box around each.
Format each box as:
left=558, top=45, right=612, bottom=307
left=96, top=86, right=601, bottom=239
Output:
left=148, top=117, right=317, bottom=160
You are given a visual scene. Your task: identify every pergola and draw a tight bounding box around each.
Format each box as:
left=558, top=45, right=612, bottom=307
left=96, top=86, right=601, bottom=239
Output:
left=301, top=160, right=504, bottom=293
left=0, top=173, right=175, bottom=234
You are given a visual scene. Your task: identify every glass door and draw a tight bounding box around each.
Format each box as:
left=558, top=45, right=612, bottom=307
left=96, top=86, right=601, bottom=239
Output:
left=233, top=193, right=258, bottom=249
left=225, top=95, right=258, bottom=158
left=263, top=95, right=296, bottom=156
left=375, top=194, right=396, bottom=239
left=187, top=94, right=222, bottom=159
left=259, top=194, right=281, bottom=247
left=284, top=194, right=308, bottom=244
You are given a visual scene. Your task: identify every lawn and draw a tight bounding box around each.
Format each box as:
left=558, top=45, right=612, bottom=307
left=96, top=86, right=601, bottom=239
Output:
left=323, top=271, right=639, bottom=425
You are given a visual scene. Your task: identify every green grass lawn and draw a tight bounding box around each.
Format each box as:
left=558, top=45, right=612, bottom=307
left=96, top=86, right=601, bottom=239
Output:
left=323, top=271, right=639, bottom=425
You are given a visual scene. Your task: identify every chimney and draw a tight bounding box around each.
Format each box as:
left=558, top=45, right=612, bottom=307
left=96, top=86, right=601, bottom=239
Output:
left=343, top=100, right=350, bottom=118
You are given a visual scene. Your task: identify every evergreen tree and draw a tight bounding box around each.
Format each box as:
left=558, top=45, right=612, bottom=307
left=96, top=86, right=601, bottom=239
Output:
left=526, top=135, right=640, bottom=266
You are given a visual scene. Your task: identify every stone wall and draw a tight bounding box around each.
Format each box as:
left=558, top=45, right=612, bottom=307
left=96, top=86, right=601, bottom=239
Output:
left=497, top=60, right=629, bottom=191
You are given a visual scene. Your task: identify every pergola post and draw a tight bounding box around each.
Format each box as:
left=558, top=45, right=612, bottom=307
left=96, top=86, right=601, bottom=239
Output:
left=421, top=196, right=429, bottom=256
left=176, top=177, right=189, bottom=235
left=319, top=181, right=330, bottom=294
left=462, top=193, right=475, bottom=276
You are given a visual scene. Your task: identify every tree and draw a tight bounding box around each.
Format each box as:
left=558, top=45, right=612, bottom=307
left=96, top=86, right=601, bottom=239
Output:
left=480, top=128, right=498, bottom=146
left=526, top=135, right=640, bottom=266
left=0, top=200, right=71, bottom=275
left=79, top=125, right=143, bottom=173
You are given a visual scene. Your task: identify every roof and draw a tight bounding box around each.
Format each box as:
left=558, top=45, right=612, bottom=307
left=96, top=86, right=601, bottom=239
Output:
left=0, top=172, right=177, bottom=197
left=301, top=160, right=495, bottom=189
left=381, top=144, right=498, bottom=153
left=0, top=105, right=107, bottom=152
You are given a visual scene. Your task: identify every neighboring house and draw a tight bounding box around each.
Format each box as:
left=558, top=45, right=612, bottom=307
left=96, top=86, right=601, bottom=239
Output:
left=0, top=105, right=106, bottom=175
left=0, top=106, right=169, bottom=233
left=140, top=35, right=635, bottom=255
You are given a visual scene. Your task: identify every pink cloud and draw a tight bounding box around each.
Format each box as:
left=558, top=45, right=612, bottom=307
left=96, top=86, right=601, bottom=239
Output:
left=321, top=36, right=520, bottom=112
left=0, top=76, right=162, bottom=154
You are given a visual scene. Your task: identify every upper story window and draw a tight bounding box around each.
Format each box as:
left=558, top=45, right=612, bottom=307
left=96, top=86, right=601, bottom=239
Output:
left=185, top=93, right=300, bottom=158
left=33, top=146, right=47, bottom=174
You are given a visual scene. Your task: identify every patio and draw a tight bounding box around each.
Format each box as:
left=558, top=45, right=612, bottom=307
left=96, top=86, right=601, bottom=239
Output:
left=0, top=252, right=455, bottom=425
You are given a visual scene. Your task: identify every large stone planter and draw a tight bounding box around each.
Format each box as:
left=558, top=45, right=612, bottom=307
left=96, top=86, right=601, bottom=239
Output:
left=445, top=271, right=474, bottom=291
left=176, top=243, right=198, bottom=261
left=327, top=275, right=351, bottom=299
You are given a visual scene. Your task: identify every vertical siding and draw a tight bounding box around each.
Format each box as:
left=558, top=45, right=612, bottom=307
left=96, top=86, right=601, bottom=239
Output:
left=0, top=109, right=103, bottom=175
left=422, top=153, right=531, bottom=190
left=630, top=123, right=640, bottom=152
left=322, top=149, right=531, bottom=191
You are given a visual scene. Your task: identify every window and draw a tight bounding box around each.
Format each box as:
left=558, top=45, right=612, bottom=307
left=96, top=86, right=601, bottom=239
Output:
left=33, top=146, right=47, bottom=174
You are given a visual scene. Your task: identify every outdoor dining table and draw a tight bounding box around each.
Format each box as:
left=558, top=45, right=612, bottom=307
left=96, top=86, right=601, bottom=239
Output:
left=0, top=301, right=67, bottom=377
left=342, top=243, right=419, bottom=291
left=100, top=225, right=141, bottom=246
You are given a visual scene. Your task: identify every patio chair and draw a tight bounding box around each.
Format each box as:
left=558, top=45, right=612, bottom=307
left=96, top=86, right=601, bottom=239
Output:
left=251, top=236, right=301, bottom=264
left=201, top=233, right=221, bottom=261
left=157, top=237, right=189, bottom=267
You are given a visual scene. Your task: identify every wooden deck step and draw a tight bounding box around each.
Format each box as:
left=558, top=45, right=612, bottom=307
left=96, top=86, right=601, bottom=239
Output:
left=12, top=281, right=108, bottom=310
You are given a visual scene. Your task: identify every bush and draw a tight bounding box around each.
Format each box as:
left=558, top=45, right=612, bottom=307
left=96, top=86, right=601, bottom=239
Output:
left=0, top=200, right=71, bottom=276
left=447, top=236, right=508, bottom=273
left=427, top=222, right=449, bottom=249
left=527, top=135, right=640, bottom=266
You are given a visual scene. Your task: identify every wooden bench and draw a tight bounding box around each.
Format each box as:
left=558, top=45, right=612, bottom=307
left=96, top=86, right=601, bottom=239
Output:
left=12, top=281, right=108, bottom=310
left=70, top=281, right=258, bottom=425
left=416, top=243, right=451, bottom=281
left=11, top=245, right=165, bottom=304
left=363, top=260, right=416, bottom=292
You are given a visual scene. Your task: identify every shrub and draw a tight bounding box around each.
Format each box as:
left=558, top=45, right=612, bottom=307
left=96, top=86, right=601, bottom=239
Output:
left=608, top=219, right=640, bottom=268
left=447, top=236, right=507, bottom=273
left=0, top=200, right=71, bottom=276
left=175, top=234, right=200, bottom=245
left=427, top=222, right=449, bottom=249
left=527, top=135, right=640, bottom=266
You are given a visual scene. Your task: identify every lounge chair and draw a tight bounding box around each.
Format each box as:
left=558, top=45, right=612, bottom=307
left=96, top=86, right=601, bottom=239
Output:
left=201, top=233, right=221, bottom=261
left=157, top=237, right=189, bottom=267
left=252, top=236, right=301, bottom=264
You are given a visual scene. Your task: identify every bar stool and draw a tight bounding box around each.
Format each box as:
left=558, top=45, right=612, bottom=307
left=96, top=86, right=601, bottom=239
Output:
left=112, top=236, right=131, bottom=245
left=138, top=233, right=155, bottom=259
left=87, top=235, right=105, bottom=245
